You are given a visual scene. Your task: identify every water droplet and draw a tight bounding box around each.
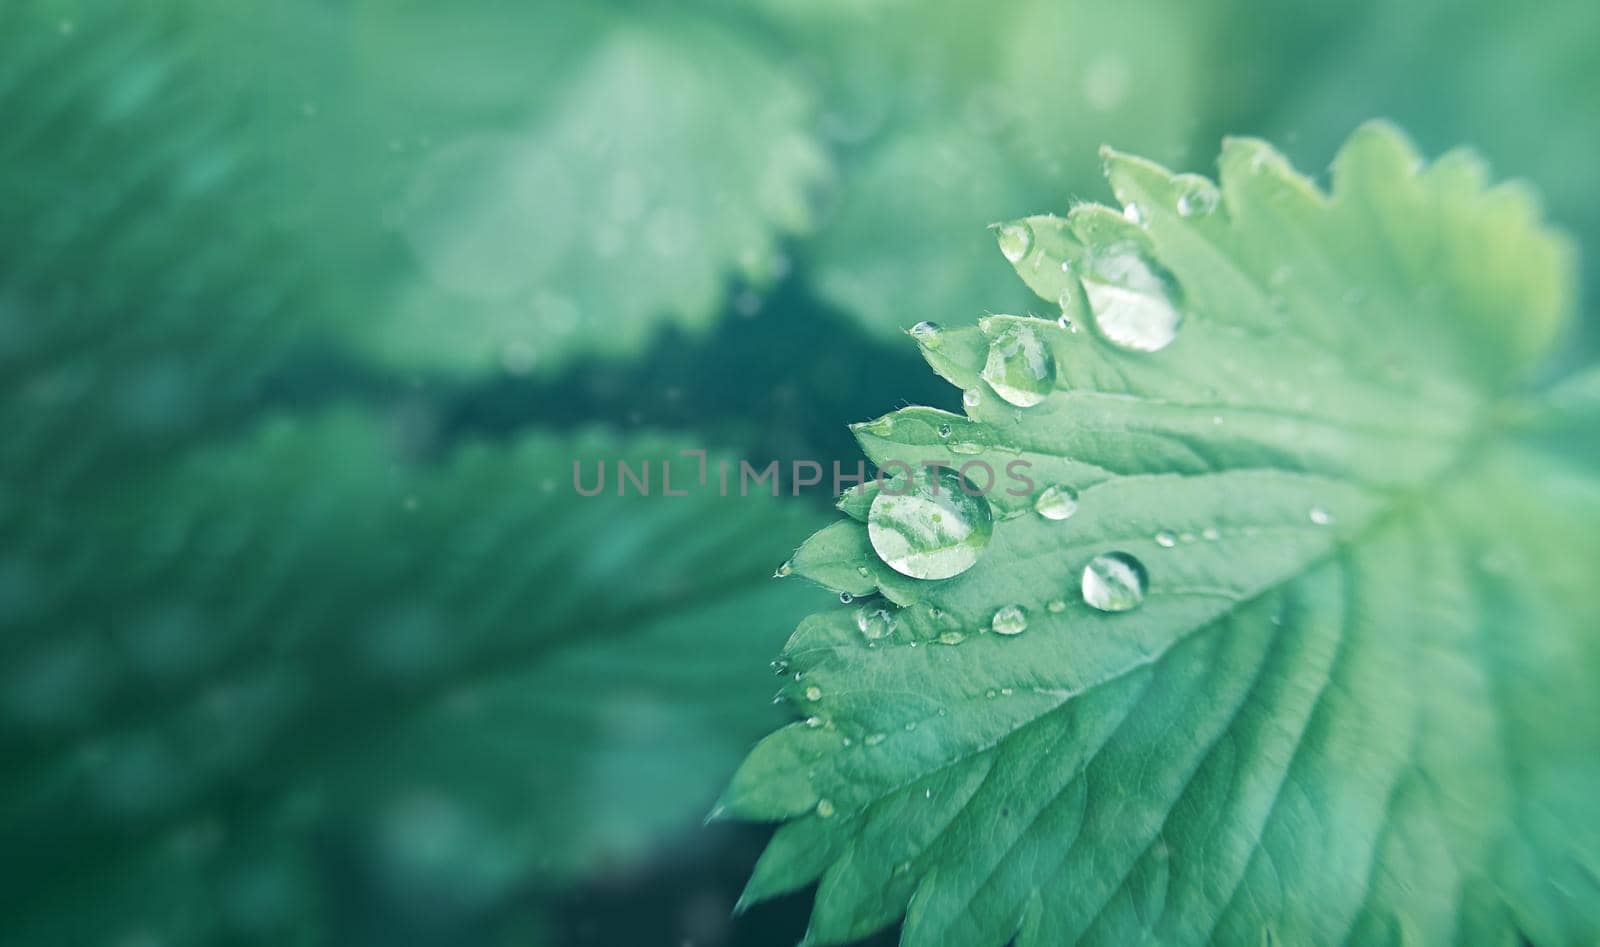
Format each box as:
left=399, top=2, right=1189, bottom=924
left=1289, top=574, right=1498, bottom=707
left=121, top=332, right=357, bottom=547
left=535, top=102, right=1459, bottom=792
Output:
left=855, top=607, right=897, bottom=640
left=804, top=685, right=823, bottom=702
left=1081, top=552, right=1148, bottom=612
left=773, top=560, right=793, bottom=578
left=995, top=221, right=1034, bottom=263
left=841, top=736, right=853, bottom=747
left=1000, top=687, right=1013, bottom=696
left=991, top=604, right=1028, bottom=636
left=924, top=788, right=933, bottom=799
left=1201, top=527, right=1221, bottom=541
left=770, top=658, right=790, bottom=675
left=1046, top=598, right=1067, bottom=613
left=865, top=733, right=887, bottom=746
left=816, top=798, right=836, bottom=818
left=937, top=631, right=966, bottom=645
left=910, top=320, right=944, bottom=348
left=962, top=388, right=982, bottom=409
left=980, top=322, right=1056, bottom=407
left=937, top=423, right=952, bottom=438
left=804, top=715, right=824, bottom=728
left=867, top=469, right=994, bottom=580
left=947, top=441, right=984, bottom=456
left=1174, top=174, right=1220, bottom=217
left=905, top=721, right=918, bottom=731
left=856, top=565, right=871, bottom=577
left=1309, top=507, right=1332, bottom=526
left=1155, top=531, right=1177, bottom=548
left=986, top=689, right=998, bottom=699
left=838, top=592, right=854, bottom=605
left=1034, top=484, right=1079, bottom=521
left=1081, top=244, right=1183, bottom=353
left=1122, top=203, right=1145, bottom=225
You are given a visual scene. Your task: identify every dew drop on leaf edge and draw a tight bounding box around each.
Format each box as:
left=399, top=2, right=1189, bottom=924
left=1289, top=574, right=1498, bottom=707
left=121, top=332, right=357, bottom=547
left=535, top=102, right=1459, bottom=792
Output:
left=996, top=221, right=1033, bottom=263
left=910, top=320, right=944, bottom=348
left=1174, top=173, right=1220, bottom=218
left=1081, top=551, right=1148, bottom=612
left=980, top=321, right=1056, bottom=407
left=866, top=468, right=995, bottom=580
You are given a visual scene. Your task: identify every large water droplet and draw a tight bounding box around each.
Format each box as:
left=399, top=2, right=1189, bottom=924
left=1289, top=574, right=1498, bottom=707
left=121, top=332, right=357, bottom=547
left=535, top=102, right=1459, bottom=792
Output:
left=867, top=468, right=994, bottom=580
left=991, top=604, right=1028, bottom=635
left=910, top=320, right=944, bottom=348
left=1081, top=552, right=1148, bottom=612
left=995, top=222, right=1033, bottom=263
left=1173, top=174, right=1220, bottom=218
left=1034, top=484, right=1079, bottom=521
left=1081, top=244, right=1182, bottom=353
left=980, top=322, right=1056, bottom=407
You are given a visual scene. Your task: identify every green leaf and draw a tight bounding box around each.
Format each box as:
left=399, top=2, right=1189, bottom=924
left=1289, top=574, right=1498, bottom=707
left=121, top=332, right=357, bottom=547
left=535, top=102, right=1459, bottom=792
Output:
left=175, top=0, right=832, bottom=378
left=0, top=413, right=829, bottom=943
left=723, top=124, right=1600, bottom=945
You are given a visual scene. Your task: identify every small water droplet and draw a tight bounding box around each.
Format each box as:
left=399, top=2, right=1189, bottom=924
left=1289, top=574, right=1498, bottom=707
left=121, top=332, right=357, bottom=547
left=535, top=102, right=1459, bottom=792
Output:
left=838, top=592, right=854, bottom=605
left=991, top=604, right=1028, bottom=635
left=804, top=685, right=823, bottom=702
left=1173, top=174, right=1220, bottom=217
left=841, top=736, right=853, bottom=747
left=867, top=468, right=994, bottom=580
left=1309, top=507, right=1332, bottom=526
left=1201, top=527, right=1221, bottom=541
left=986, top=689, right=998, bottom=699
left=924, top=788, right=933, bottom=799
left=1155, top=531, right=1177, bottom=548
left=770, top=658, right=790, bottom=675
left=1081, top=244, right=1183, bottom=353
left=1034, top=484, right=1079, bottom=521
left=995, top=221, right=1034, bottom=263
left=905, top=721, right=918, bottom=731
left=804, top=715, right=824, bottom=728
left=980, top=322, right=1056, bottom=407
left=937, top=631, right=967, bottom=645
left=962, top=388, right=982, bottom=409
left=773, top=560, right=792, bottom=578
left=816, top=798, right=836, bottom=818
left=937, top=423, right=952, bottom=438
left=1082, top=552, right=1149, bottom=612
left=947, top=441, right=984, bottom=456
left=1046, top=597, right=1067, bottom=613
left=1123, top=203, right=1145, bottom=225
left=865, top=733, right=887, bottom=746
left=855, top=607, right=897, bottom=640
left=1000, top=687, right=1013, bottom=696
left=910, top=320, right=944, bottom=348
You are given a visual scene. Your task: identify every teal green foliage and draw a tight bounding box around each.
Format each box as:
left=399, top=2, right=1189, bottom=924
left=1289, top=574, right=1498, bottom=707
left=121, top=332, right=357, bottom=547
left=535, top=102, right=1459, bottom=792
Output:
left=2, top=0, right=1598, bottom=943
left=725, top=126, right=1600, bottom=944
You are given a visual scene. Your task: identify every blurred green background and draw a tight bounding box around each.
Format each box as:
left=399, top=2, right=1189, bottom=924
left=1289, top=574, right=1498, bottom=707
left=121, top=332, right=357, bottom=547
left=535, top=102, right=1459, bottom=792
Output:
left=2, top=0, right=1596, bottom=944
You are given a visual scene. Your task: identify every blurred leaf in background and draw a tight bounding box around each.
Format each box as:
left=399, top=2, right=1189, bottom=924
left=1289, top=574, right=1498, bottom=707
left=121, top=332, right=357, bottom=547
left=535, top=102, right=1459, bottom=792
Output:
left=3, top=415, right=828, bottom=943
